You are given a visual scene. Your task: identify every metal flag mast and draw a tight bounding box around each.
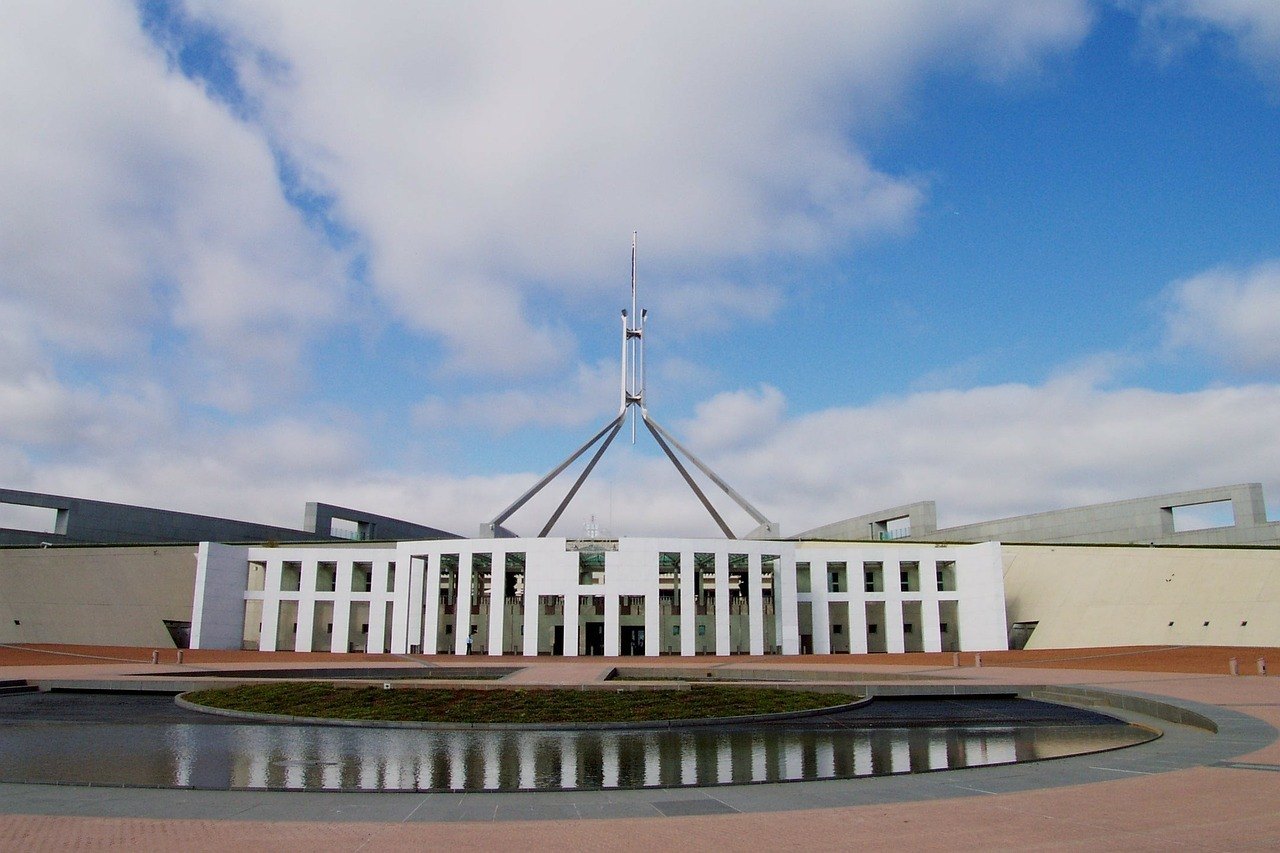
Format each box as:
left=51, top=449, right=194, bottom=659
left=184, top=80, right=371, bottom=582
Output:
left=482, top=234, right=778, bottom=540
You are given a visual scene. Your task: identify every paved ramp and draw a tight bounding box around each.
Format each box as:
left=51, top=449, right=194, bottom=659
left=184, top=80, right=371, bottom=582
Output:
left=502, top=662, right=615, bottom=685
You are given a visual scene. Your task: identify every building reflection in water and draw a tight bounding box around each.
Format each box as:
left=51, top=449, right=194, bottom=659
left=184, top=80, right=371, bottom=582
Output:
left=139, top=722, right=1151, bottom=792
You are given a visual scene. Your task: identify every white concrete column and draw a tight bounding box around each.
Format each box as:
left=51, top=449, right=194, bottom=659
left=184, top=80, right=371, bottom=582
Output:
left=748, top=552, right=764, bottom=655
left=714, top=551, right=730, bottom=656
left=259, top=588, right=280, bottom=653
left=563, top=592, right=580, bottom=657
left=389, top=555, right=411, bottom=654
left=921, top=597, right=943, bottom=653
left=778, top=552, right=800, bottom=655
left=367, top=586, right=387, bottom=654
left=420, top=553, right=441, bottom=654
left=921, top=560, right=939, bottom=596
left=404, top=555, right=424, bottom=653
left=884, top=597, right=906, bottom=653
left=522, top=590, right=539, bottom=656
left=680, top=550, right=696, bottom=656
left=847, top=598, right=868, bottom=654
left=604, top=593, right=620, bottom=656
left=294, top=591, right=316, bottom=652
left=454, top=551, right=474, bottom=655
left=330, top=561, right=351, bottom=653
left=488, top=551, right=506, bottom=656
left=645, top=588, right=660, bottom=657
left=811, top=590, right=831, bottom=655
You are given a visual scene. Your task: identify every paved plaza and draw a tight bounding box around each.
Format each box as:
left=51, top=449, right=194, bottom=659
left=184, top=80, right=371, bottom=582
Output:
left=1, top=644, right=1278, bottom=850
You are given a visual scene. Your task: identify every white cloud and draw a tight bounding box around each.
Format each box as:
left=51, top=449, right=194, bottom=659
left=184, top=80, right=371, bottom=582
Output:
left=1140, top=1, right=1280, bottom=81
left=0, top=0, right=347, bottom=407
left=11, top=369, right=1280, bottom=541
left=1162, top=260, right=1280, bottom=373
left=182, top=0, right=1090, bottom=374
left=414, top=359, right=618, bottom=435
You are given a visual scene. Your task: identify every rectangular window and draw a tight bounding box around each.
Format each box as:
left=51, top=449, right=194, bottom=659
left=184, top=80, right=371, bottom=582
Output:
left=796, top=562, right=811, bottom=594
left=936, top=560, right=956, bottom=592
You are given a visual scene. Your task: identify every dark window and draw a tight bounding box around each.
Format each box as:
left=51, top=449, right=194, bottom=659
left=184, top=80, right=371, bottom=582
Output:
left=903, top=623, right=914, bottom=633
left=833, top=624, right=843, bottom=634
left=868, top=624, right=878, bottom=634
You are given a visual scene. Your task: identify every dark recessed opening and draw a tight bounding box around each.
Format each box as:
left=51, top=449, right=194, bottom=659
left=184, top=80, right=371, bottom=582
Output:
left=1203, top=621, right=1210, bottom=627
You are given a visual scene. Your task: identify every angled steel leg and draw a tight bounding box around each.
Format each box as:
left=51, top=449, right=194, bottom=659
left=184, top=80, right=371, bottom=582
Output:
left=484, top=413, right=625, bottom=535
left=539, top=417, right=625, bottom=536
left=642, top=416, right=736, bottom=538
left=644, top=414, right=776, bottom=534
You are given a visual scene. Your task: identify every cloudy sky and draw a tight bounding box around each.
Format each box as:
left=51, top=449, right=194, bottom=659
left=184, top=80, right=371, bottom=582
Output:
left=3, top=0, right=1280, bottom=539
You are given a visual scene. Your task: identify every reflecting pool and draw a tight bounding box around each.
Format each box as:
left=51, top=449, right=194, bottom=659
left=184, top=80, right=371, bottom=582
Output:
left=0, top=712, right=1153, bottom=791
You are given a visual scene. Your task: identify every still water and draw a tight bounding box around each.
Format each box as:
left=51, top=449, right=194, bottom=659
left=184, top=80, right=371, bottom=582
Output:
left=0, top=720, right=1151, bottom=791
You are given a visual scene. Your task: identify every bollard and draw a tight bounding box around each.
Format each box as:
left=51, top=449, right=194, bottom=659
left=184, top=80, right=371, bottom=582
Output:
left=151, top=650, right=159, bottom=665
left=974, top=653, right=982, bottom=668
left=1259, top=658, right=1268, bottom=676
left=176, top=650, right=184, bottom=664
left=952, top=652, right=960, bottom=668
left=1229, top=657, right=1239, bottom=676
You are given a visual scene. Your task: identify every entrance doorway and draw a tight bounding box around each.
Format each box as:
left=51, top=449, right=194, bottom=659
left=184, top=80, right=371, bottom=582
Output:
left=583, top=621, right=605, bottom=656
left=620, top=625, right=645, bottom=656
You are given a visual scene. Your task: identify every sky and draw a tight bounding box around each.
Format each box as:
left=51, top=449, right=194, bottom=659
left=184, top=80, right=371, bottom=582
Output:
left=3, top=0, right=1280, bottom=540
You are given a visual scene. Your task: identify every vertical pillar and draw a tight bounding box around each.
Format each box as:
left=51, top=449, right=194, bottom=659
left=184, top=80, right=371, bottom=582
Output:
left=389, top=555, right=411, bottom=653
left=748, top=552, right=764, bottom=655
left=420, top=553, right=441, bottom=654
left=778, top=551, right=800, bottom=655
left=331, top=559, right=352, bottom=653
left=811, top=575, right=831, bottom=655
left=404, top=554, right=424, bottom=653
left=292, top=559, right=317, bottom=652
left=645, top=586, right=661, bottom=658
left=259, top=558, right=281, bottom=652
left=367, top=571, right=387, bottom=654
left=454, top=550, right=473, bottom=655
left=680, top=550, right=696, bottom=656
left=884, top=596, right=906, bottom=654
left=604, top=593, right=620, bottom=657
left=921, top=597, right=943, bottom=653
left=522, top=586, right=539, bottom=657
left=488, top=551, right=506, bottom=656
left=563, top=591, right=580, bottom=657
left=714, top=551, right=730, bottom=656
left=847, top=598, right=868, bottom=654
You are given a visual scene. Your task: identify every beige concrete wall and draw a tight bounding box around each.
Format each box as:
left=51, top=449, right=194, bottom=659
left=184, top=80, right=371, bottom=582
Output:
left=1003, top=544, right=1280, bottom=649
left=0, top=545, right=196, bottom=646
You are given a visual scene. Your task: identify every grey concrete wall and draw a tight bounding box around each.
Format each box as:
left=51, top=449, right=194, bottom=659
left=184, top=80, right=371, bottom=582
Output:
left=797, top=502, right=938, bottom=541
left=0, top=488, right=459, bottom=546
left=190, top=543, right=250, bottom=650
left=0, top=487, right=335, bottom=546
left=0, top=544, right=196, bottom=646
left=303, top=502, right=458, bottom=541
left=803, top=484, right=1280, bottom=546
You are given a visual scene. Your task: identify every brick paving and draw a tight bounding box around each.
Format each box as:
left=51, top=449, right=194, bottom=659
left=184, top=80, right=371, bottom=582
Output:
left=3, top=643, right=1279, bottom=850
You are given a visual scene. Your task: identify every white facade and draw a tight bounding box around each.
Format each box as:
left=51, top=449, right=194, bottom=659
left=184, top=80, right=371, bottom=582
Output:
left=191, top=537, right=1008, bottom=656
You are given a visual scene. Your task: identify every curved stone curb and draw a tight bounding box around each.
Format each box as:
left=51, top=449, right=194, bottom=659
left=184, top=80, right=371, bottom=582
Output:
left=174, top=691, right=870, bottom=731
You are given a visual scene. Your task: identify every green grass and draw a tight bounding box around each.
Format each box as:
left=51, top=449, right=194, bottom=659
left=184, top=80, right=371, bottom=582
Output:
left=183, top=684, right=858, bottom=724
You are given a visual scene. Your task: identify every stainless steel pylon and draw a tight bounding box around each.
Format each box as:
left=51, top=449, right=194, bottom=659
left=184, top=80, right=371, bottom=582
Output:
left=481, top=234, right=779, bottom=540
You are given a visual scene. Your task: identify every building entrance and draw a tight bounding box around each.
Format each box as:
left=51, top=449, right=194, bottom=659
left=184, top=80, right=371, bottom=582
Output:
left=583, top=622, right=605, bottom=656
left=620, top=625, right=645, bottom=656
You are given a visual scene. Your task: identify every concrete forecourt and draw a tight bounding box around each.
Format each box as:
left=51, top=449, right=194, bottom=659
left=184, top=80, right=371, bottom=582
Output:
left=1, top=644, right=1279, bottom=849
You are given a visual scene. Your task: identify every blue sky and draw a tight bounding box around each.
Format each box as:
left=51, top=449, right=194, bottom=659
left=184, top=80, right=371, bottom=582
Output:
left=4, top=1, right=1280, bottom=538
